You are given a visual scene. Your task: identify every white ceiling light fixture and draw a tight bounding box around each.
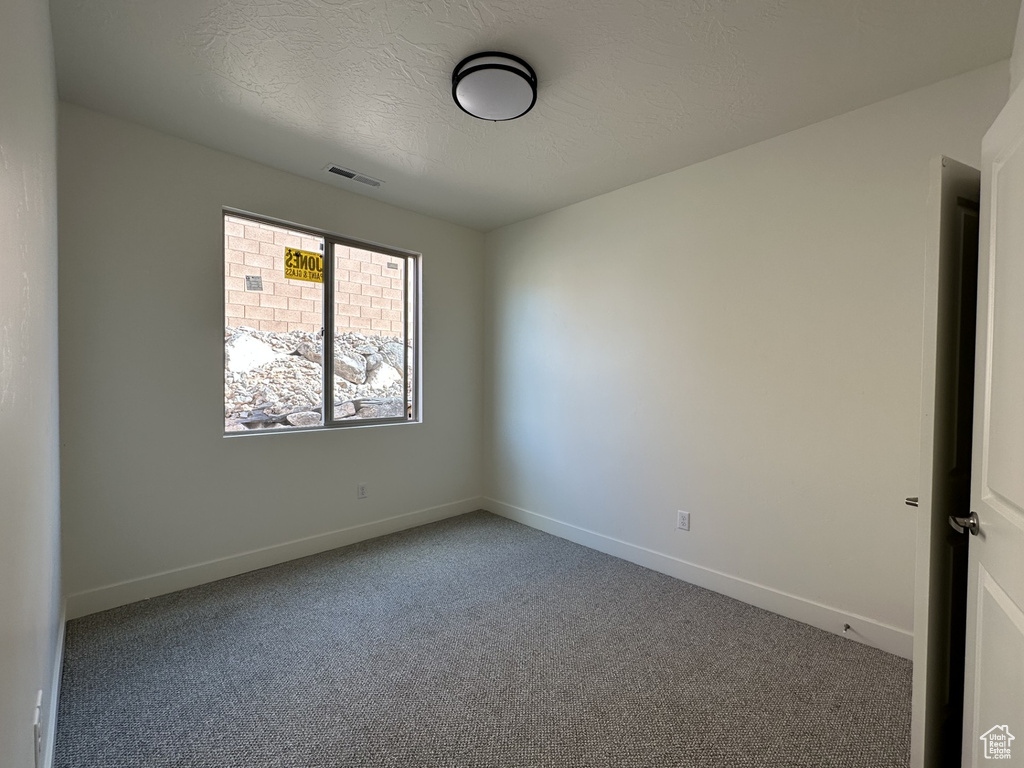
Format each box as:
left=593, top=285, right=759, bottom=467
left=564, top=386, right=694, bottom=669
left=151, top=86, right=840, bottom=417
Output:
left=452, top=52, right=537, bottom=122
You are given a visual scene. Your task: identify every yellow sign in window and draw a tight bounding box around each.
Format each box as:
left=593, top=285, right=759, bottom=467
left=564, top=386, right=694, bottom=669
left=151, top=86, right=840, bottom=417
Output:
left=284, top=247, right=323, bottom=283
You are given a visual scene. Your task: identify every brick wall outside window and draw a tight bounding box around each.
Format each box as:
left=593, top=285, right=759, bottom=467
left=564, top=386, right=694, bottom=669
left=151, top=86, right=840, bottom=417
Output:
left=224, top=215, right=406, bottom=337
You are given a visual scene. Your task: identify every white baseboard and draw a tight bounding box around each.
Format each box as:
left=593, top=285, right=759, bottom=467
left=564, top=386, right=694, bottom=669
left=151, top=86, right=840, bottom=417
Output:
left=484, top=498, right=913, bottom=659
left=66, top=497, right=484, bottom=620
left=42, top=599, right=66, bottom=768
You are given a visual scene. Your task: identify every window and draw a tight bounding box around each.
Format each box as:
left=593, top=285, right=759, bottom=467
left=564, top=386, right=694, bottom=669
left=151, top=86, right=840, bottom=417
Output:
left=224, top=211, right=418, bottom=433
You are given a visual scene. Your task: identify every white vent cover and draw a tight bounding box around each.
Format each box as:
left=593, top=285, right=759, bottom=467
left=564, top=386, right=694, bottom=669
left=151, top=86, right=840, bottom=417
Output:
left=324, top=164, right=384, bottom=187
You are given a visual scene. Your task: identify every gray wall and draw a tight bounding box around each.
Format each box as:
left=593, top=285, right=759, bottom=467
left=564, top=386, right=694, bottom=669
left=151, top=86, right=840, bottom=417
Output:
left=0, top=0, right=62, bottom=766
left=59, top=104, right=485, bottom=615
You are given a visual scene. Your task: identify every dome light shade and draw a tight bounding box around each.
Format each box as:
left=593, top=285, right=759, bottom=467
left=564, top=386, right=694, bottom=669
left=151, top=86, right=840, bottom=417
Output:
left=452, top=52, right=537, bottom=121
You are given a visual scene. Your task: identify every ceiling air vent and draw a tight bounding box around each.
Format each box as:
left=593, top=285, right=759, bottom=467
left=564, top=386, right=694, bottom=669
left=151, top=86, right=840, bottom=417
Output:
left=325, top=164, right=383, bottom=188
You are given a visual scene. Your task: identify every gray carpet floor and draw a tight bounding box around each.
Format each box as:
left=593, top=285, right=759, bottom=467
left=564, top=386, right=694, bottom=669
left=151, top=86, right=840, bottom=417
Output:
left=55, top=511, right=912, bottom=767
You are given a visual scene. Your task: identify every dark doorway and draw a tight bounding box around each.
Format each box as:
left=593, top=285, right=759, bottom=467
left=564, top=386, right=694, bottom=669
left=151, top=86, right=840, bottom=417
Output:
left=929, top=194, right=979, bottom=766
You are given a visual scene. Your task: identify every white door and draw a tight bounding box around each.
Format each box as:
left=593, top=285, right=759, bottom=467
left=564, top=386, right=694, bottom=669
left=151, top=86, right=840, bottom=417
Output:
left=961, top=75, right=1024, bottom=766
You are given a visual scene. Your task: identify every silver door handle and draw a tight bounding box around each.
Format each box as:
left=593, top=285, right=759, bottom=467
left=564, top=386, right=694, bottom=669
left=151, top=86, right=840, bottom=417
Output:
left=905, top=496, right=919, bottom=507
left=949, top=511, right=980, bottom=535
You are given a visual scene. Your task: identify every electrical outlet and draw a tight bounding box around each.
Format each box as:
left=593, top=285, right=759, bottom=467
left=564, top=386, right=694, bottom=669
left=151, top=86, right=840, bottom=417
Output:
left=357, top=483, right=368, bottom=500
left=676, top=510, right=690, bottom=531
left=33, top=690, right=42, bottom=768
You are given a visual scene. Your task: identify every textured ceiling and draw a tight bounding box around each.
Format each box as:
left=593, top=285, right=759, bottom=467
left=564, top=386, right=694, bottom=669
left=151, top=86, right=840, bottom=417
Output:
left=51, top=0, right=1019, bottom=231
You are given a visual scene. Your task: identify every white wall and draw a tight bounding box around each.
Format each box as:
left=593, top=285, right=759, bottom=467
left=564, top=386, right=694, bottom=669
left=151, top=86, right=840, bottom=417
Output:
left=0, top=0, right=62, bottom=766
left=59, top=104, right=485, bottom=616
left=483, top=63, right=1008, bottom=658
left=53, top=49, right=1008, bottom=660
left=1012, top=2, right=1024, bottom=92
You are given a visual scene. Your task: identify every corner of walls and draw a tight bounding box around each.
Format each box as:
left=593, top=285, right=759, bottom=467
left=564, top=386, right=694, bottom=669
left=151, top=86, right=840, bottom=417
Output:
left=58, top=104, right=486, bottom=615
left=1011, top=2, right=1024, bottom=94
